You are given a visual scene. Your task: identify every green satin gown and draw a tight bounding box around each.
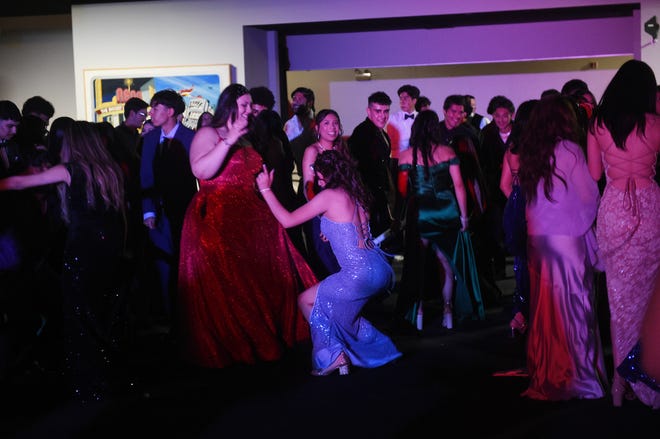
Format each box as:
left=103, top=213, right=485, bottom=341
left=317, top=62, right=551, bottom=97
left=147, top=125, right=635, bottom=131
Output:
left=400, top=157, right=485, bottom=323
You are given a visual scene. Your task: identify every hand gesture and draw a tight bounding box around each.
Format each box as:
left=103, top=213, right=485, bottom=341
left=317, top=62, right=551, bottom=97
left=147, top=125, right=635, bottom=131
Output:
left=225, top=115, right=249, bottom=145
left=144, top=217, right=156, bottom=230
left=460, top=216, right=469, bottom=232
left=256, top=164, right=275, bottom=192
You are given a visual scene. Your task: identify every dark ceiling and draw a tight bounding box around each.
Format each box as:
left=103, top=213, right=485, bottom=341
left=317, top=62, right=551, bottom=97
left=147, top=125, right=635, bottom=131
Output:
left=1, top=1, right=149, bottom=17
left=4, top=2, right=637, bottom=24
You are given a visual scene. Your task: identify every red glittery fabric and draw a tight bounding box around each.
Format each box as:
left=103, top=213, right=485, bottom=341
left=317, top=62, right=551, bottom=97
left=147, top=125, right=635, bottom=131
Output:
left=177, top=144, right=316, bottom=368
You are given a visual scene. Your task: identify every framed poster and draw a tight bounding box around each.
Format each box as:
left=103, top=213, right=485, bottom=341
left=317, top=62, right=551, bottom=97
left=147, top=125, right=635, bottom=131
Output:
left=83, top=64, right=232, bottom=129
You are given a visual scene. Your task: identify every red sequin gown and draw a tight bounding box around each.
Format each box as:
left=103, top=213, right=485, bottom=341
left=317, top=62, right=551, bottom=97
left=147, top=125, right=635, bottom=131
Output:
left=177, top=143, right=316, bottom=368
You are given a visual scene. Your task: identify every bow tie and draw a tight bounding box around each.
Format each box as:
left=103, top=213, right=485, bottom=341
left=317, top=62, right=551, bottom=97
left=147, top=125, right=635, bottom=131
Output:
left=404, top=113, right=415, bottom=120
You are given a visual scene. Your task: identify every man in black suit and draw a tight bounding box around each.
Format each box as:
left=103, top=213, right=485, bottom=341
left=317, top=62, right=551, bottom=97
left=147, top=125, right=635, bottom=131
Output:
left=140, top=89, right=197, bottom=327
left=348, top=91, right=394, bottom=239
left=439, top=94, right=503, bottom=304
left=0, top=101, right=24, bottom=178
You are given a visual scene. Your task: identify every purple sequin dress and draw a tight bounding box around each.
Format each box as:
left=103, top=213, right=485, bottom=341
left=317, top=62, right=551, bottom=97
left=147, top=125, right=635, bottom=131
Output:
left=309, top=215, right=401, bottom=371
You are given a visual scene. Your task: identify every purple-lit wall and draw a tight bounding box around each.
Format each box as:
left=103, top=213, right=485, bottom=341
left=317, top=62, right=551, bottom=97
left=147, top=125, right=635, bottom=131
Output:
left=287, top=16, right=637, bottom=70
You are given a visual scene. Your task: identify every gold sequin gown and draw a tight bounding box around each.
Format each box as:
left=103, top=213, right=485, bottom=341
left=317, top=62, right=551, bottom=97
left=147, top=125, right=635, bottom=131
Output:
left=594, top=124, right=660, bottom=408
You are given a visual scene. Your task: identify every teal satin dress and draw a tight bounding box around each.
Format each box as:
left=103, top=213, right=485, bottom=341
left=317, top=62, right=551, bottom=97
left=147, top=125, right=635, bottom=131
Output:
left=400, top=157, right=485, bottom=322
left=401, top=158, right=461, bottom=256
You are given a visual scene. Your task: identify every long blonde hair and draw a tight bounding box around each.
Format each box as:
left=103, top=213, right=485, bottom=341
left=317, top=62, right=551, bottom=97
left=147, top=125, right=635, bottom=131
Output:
left=58, top=121, right=125, bottom=223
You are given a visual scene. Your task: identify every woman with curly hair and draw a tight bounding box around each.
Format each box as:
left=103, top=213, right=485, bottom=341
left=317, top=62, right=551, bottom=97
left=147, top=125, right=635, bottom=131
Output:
left=587, top=59, right=660, bottom=409
left=519, top=95, right=606, bottom=401
left=256, top=149, right=401, bottom=376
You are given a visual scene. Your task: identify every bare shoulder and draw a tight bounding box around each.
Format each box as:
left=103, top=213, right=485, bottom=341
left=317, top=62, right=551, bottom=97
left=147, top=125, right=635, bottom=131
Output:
left=192, top=126, right=219, bottom=145
left=303, top=143, right=319, bottom=158
left=506, top=148, right=520, bottom=166
left=318, top=188, right=354, bottom=221
left=646, top=112, right=660, bottom=123
left=435, top=145, right=457, bottom=162
left=646, top=113, right=660, bottom=144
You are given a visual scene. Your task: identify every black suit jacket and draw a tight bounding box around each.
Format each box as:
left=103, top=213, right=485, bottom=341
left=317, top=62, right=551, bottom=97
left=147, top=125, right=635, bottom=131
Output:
left=348, top=118, right=393, bottom=196
left=348, top=117, right=394, bottom=236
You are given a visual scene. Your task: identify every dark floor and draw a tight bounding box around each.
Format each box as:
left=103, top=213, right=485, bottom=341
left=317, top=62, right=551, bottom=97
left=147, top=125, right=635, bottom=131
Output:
left=2, top=259, right=658, bottom=439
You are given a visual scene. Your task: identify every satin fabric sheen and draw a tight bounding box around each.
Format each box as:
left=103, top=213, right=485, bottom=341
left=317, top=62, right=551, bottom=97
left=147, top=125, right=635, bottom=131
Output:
left=523, top=234, right=607, bottom=400
left=522, top=140, right=606, bottom=400
left=311, top=216, right=401, bottom=371
left=401, top=159, right=460, bottom=251
left=399, top=159, right=484, bottom=322
left=177, top=145, right=317, bottom=368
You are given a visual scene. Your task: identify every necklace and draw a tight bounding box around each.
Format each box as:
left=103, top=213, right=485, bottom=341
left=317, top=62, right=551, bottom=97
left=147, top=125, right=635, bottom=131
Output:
left=317, top=141, right=333, bottom=152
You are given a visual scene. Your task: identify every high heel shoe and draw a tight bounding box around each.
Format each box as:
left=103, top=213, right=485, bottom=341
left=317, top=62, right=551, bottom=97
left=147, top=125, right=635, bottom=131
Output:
left=311, top=352, right=351, bottom=376
left=611, top=374, right=636, bottom=407
left=509, top=312, right=527, bottom=338
left=416, top=301, right=424, bottom=331
left=442, top=302, right=453, bottom=329
left=612, top=374, right=625, bottom=407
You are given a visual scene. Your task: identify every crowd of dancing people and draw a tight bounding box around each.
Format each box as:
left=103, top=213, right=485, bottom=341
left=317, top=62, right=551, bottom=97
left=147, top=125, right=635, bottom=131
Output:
left=0, top=59, right=659, bottom=409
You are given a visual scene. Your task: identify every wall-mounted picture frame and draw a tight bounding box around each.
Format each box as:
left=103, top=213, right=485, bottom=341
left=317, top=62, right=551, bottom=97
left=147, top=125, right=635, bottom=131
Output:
left=83, top=64, right=233, bottom=129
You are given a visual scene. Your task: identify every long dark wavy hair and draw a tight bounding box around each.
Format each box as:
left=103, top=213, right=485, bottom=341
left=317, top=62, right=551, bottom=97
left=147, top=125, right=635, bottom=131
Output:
left=211, top=83, right=251, bottom=128
left=589, top=59, right=657, bottom=150
left=519, top=95, right=580, bottom=203
left=58, top=121, right=126, bottom=224
left=314, top=109, right=350, bottom=158
left=408, top=110, right=444, bottom=180
left=509, top=99, right=539, bottom=155
left=312, top=149, right=372, bottom=213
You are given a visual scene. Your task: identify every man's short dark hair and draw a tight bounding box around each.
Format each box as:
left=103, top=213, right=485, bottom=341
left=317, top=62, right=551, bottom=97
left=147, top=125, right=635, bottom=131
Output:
left=250, top=86, right=275, bottom=110
left=368, top=91, right=392, bottom=106
left=0, top=100, right=21, bottom=121
left=150, top=89, right=186, bottom=116
left=541, top=88, right=561, bottom=99
left=397, top=84, right=420, bottom=100
left=443, top=94, right=466, bottom=111
left=561, top=79, right=590, bottom=98
left=486, top=95, right=515, bottom=115
left=415, top=96, right=431, bottom=112
left=123, top=97, right=149, bottom=118
left=291, top=87, right=315, bottom=105
left=21, top=96, right=54, bottom=119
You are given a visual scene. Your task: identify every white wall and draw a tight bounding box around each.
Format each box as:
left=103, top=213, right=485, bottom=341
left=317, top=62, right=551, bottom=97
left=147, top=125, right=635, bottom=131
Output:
left=330, top=69, right=619, bottom=134
left=67, top=0, right=660, bottom=119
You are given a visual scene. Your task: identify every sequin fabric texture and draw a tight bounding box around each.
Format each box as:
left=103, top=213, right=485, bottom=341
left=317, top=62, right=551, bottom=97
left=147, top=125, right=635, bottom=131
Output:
left=177, top=144, right=317, bottom=368
left=617, top=342, right=660, bottom=393
left=61, top=163, right=126, bottom=403
left=598, top=182, right=660, bottom=408
left=310, top=216, right=401, bottom=372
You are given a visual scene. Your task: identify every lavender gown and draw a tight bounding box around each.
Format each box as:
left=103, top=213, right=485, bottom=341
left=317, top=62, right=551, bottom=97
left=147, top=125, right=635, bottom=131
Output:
left=309, top=215, right=402, bottom=371
left=522, top=140, right=607, bottom=400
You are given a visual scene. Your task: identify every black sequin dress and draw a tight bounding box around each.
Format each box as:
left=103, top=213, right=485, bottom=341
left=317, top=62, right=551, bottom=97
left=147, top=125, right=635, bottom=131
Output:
left=61, top=163, right=126, bottom=402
